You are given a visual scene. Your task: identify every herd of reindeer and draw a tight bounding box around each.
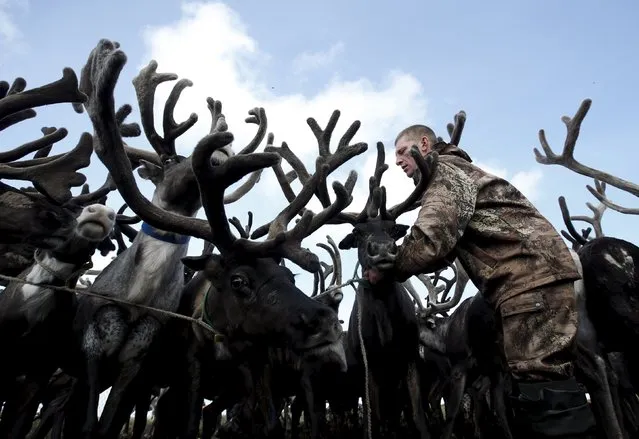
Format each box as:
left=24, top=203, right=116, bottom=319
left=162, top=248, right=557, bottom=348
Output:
left=0, top=38, right=637, bottom=439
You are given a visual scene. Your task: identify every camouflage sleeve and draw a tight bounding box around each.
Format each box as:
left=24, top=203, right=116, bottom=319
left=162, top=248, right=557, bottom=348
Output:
left=394, top=162, right=478, bottom=281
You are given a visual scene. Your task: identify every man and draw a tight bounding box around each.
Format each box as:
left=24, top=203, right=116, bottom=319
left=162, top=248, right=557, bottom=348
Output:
left=379, top=124, right=596, bottom=438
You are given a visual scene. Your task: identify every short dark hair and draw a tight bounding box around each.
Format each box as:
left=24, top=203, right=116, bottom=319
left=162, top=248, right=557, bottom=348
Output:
left=394, top=124, right=437, bottom=146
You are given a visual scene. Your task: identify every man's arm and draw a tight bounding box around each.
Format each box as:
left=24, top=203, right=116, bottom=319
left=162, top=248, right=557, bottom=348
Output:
left=393, top=161, right=478, bottom=281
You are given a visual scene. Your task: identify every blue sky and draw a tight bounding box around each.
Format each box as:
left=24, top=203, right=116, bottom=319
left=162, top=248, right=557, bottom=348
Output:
left=2, top=0, right=639, bottom=325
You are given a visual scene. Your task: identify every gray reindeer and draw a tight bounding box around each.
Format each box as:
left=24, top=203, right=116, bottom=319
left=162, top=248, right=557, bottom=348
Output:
left=71, top=40, right=266, bottom=438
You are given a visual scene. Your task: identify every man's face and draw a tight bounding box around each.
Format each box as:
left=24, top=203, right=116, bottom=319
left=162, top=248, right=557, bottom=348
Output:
left=395, top=135, right=429, bottom=178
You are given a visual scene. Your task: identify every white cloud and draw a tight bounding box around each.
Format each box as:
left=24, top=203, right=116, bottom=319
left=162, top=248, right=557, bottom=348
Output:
left=85, top=1, right=541, bottom=326
left=292, top=41, right=345, bottom=75
left=0, top=0, right=27, bottom=52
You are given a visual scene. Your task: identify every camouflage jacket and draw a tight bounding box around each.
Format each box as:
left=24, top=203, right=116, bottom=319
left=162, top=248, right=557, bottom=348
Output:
left=394, top=142, right=581, bottom=306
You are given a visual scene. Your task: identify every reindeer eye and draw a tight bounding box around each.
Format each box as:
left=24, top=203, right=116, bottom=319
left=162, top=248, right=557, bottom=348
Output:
left=230, top=275, right=246, bottom=290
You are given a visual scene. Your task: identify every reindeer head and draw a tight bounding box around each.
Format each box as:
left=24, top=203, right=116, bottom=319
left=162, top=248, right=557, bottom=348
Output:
left=335, top=142, right=439, bottom=278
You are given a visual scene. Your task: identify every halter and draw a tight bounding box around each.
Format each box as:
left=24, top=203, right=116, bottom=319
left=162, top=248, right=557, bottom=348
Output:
left=33, top=249, right=93, bottom=287
left=141, top=222, right=191, bottom=245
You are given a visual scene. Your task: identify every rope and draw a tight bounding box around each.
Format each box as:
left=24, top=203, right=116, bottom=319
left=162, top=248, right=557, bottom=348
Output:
left=0, top=273, right=222, bottom=339
left=356, top=288, right=373, bottom=439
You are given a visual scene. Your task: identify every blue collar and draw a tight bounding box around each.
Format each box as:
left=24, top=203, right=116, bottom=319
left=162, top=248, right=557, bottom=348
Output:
left=141, top=222, right=191, bottom=245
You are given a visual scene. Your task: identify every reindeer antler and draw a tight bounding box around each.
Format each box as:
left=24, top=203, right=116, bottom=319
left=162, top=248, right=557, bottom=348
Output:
left=535, top=99, right=639, bottom=202
left=418, top=259, right=469, bottom=317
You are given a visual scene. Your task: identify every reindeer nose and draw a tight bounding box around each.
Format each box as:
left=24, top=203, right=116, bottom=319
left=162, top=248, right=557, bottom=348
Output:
left=367, top=241, right=378, bottom=256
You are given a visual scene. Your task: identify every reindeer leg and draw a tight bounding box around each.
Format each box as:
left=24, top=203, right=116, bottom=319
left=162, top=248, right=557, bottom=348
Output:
left=97, top=314, right=161, bottom=439
left=290, top=395, right=303, bottom=439
left=592, top=355, right=625, bottom=439
left=441, top=363, right=467, bottom=439
left=81, top=305, right=128, bottom=438
left=490, top=372, right=514, bottom=439
left=406, top=361, right=431, bottom=439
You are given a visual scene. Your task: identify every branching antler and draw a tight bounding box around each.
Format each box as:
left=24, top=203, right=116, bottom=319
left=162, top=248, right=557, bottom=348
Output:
left=0, top=70, right=95, bottom=204
left=334, top=142, right=439, bottom=225
left=437, top=110, right=467, bottom=146
left=130, top=60, right=198, bottom=158
left=312, top=235, right=343, bottom=297
left=534, top=99, right=639, bottom=200
left=418, top=259, right=469, bottom=317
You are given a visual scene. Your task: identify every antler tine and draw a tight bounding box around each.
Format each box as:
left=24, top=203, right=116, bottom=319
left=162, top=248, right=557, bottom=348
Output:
left=0, top=68, right=86, bottom=123
left=415, top=274, right=444, bottom=307
left=558, top=196, right=588, bottom=246
left=321, top=262, right=334, bottom=282
left=535, top=99, right=639, bottom=198
left=316, top=235, right=342, bottom=287
left=386, top=147, right=439, bottom=220
left=431, top=260, right=458, bottom=302
left=447, top=110, right=467, bottom=146
left=131, top=60, right=198, bottom=158
left=312, top=271, right=321, bottom=297
left=587, top=178, right=639, bottom=215
left=228, top=211, right=254, bottom=239
left=401, top=279, right=426, bottom=312
left=68, top=174, right=117, bottom=206
left=206, top=97, right=228, bottom=134
left=566, top=182, right=607, bottom=238
left=0, top=135, right=93, bottom=204
left=0, top=127, right=68, bottom=163
left=78, top=39, right=214, bottom=241
left=239, top=107, right=268, bottom=155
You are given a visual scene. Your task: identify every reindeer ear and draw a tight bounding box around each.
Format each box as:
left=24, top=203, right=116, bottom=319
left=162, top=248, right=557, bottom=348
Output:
left=391, top=224, right=410, bottom=240
left=181, top=255, right=211, bottom=272
left=338, top=234, right=357, bottom=250
left=137, top=160, right=164, bottom=184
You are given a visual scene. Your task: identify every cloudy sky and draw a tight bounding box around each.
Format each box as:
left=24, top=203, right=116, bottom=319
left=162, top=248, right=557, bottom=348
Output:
left=2, top=0, right=639, bottom=327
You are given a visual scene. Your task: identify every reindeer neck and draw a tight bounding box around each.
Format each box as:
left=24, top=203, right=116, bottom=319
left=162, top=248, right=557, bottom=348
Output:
left=14, top=248, right=91, bottom=303
left=358, top=277, right=402, bottom=302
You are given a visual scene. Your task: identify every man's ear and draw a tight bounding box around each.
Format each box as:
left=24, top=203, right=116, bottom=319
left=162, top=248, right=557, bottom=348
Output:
left=338, top=233, right=357, bottom=250
left=419, top=135, right=430, bottom=155
left=137, top=160, right=164, bottom=184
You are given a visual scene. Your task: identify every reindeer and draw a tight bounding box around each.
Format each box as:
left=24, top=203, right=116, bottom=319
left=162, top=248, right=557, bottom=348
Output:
left=64, top=39, right=267, bottom=438
left=311, top=141, right=435, bottom=439
left=0, top=71, right=104, bottom=278
left=74, top=39, right=363, bottom=439
left=0, top=199, right=117, bottom=439
left=409, top=261, right=513, bottom=439
left=552, top=190, right=635, bottom=439
left=534, top=98, right=639, bottom=439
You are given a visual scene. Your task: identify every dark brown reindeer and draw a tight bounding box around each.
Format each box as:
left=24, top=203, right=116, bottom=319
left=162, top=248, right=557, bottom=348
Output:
left=68, top=40, right=267, bottom=438
left=0, top=68, right=144, bottom=282
left=328, top=142, right=437, bottom=439
left=534, top=98, right=639, bottom=439
left=413, top=261, right=513, bottom=439
left=74, top=39, right=363, bottom=439
left=0, top=71, right=92, bottom=264
left=177, top=113, right=366, bottom=439
left=557, top=191, right=635, bottom=439
left=0, top=198, right=117, bottom=439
